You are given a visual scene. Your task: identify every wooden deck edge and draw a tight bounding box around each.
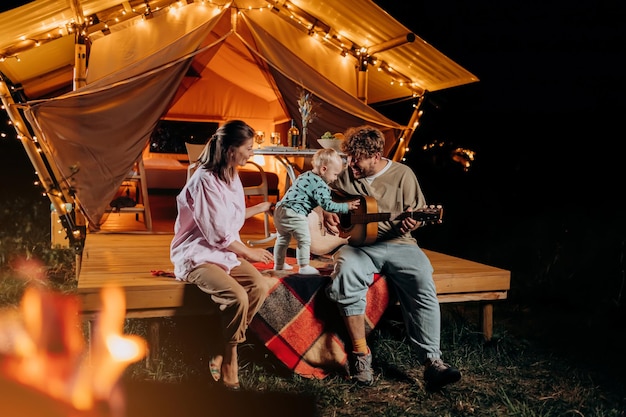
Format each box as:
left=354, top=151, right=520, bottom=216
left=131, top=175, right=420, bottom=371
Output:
left=437, top=291, right=508, bottom=303
left=80, top=307, right=214, bottom=321
left=78, top=287, right=509, bottom=318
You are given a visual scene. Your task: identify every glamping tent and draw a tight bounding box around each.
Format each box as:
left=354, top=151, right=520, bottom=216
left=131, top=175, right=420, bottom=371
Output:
left=0, top=0, right=478, bottom=251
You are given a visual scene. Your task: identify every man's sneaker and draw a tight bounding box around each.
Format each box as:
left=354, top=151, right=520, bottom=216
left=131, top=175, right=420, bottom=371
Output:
left=349, top=351, right=374, bottom=386
left=423, top=358, right=461, bottom=389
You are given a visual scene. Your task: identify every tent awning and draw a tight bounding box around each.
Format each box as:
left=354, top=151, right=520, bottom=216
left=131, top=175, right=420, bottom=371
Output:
left=0, top=0, right=478, bottom=235
left=0, top=0, right=478, bottom=102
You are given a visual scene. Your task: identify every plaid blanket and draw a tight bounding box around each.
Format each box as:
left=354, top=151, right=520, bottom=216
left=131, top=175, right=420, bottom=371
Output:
left=248, top=271, right=389, bottom=379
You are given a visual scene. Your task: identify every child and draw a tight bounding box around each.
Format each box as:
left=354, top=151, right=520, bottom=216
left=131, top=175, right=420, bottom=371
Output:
left=273, top=148, right=359, bottom=274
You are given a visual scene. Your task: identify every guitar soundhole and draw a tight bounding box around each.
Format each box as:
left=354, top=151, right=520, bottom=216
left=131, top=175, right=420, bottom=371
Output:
left=339, top=214, right=352, bottom=231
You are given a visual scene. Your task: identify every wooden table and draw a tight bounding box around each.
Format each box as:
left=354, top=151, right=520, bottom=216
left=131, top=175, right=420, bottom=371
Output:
left=253, top=147, right=320, bottom=183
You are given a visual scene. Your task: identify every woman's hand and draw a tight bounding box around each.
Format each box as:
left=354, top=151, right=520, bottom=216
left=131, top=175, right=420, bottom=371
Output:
left=245, top=201, right=274, bottom=219
left=228, top=240, right=273, bottom=264
left=246, top=247, right=274, bottom=264
left=259, top=201, right=274, bottom=213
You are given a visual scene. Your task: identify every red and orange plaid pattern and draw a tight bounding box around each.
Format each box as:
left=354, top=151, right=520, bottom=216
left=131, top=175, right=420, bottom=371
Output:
left=249, top=273, right=389, bottom=379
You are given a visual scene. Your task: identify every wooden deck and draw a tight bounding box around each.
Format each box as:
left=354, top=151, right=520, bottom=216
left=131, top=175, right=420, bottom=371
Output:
left=78, top=192, right=277, bottom=317
left=77, top=192, right=510, bottom=341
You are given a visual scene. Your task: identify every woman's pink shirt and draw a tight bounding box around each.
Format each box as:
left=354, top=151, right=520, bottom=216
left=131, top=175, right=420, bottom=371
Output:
left=170, top=168, right=246, bottom=279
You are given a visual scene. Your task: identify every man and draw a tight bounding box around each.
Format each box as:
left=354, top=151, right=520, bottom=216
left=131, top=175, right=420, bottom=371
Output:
left=323, top=125, right=461, bottom=389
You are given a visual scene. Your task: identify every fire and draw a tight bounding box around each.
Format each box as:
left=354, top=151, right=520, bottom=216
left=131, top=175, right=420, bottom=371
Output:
left=0, top=284, right=146, bottom=415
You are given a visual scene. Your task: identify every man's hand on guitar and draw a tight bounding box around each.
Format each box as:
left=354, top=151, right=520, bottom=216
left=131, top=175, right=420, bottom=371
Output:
left=322, top=211, right=341, bottom=236
left=399, top=208, right=419, bottom=234
left=319, top=196, right=443, bottom=247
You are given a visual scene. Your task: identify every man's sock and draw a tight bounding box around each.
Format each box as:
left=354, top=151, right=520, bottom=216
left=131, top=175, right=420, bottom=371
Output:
left=352, top=338, right=369, bottom=354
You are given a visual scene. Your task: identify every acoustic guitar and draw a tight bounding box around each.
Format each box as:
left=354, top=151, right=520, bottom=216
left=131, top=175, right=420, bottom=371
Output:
left=309, top=195, right=443, bottom=250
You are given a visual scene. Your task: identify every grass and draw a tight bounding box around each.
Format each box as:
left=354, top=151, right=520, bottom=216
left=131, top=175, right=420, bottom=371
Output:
left=1, top=195, right=625, bottom=416
left=0, top=196, right=76, bottom=302
left=116, top=306, right=625, bottom=416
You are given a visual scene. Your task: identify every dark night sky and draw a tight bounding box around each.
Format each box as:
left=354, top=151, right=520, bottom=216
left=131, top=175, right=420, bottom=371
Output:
left=372, top=0, right=625, bottom=207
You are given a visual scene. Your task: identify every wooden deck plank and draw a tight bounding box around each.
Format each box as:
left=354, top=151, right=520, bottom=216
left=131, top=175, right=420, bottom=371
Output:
left=77, top=233, right=510, bottom=312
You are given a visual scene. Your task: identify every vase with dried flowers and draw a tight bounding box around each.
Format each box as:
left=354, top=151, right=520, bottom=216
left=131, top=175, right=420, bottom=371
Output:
left=297, top=88, right=319, bottom=149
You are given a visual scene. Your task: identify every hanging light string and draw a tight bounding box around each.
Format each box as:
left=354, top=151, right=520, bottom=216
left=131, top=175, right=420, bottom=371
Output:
left=0, top=0, right=420, bottom=95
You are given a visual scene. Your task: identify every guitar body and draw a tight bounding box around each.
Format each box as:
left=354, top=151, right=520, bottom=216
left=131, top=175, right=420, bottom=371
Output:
left=334, top=195, right=379, bottom=246
left=309, top=194, right=443, bottom=254
left=307, top=208, right=349, bottom=255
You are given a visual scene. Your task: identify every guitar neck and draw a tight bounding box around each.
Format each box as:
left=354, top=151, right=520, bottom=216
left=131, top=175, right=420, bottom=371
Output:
left=350, top=212, right=392, bottom=225
left=349, top=210, right=436, bottom=225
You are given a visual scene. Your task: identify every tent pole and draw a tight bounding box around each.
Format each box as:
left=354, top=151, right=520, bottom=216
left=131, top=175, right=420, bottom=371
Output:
left=357, top=55, right=368, bottom=102
left=69, top=0, right=89, bottom=272
left=71, top=22, right=89, bottom=260
left=390, top=94, right=426, bottom=162
left=73, top=30, right=88, bottom=90
left=0, top=78, right=85, bottom=254
left=70, top=0, right=88, bottom=91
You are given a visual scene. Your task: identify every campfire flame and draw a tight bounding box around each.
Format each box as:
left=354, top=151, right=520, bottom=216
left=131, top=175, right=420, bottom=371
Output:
left=0, top=283, right=146, bottom=416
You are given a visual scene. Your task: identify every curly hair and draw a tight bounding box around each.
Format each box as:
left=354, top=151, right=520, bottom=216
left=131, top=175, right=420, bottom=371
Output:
left=341, top=125, right=385, bottom=159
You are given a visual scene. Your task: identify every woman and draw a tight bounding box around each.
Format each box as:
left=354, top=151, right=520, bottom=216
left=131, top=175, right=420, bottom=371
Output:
left=170, top=120, right=274, bottom=390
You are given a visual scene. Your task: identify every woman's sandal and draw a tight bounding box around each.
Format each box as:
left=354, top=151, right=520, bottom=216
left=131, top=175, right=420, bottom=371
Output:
left=209, top=356, right=222, bottom=382
left=221, top=381, right=241, bottom=391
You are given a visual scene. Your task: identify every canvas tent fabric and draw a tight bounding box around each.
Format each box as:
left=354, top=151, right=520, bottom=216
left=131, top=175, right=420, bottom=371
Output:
left=0, top=0, right=478, bottom=232
left=0, top=0, right=478, bottom=102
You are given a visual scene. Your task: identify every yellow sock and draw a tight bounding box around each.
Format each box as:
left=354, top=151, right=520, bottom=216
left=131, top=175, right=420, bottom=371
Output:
left=352, top=338, right=369, bottom=354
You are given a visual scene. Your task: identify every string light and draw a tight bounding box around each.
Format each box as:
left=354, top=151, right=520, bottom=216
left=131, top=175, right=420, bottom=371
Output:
left=0, top=0, right=419, bottom=95
left=249, top=0, right=419, bottom=95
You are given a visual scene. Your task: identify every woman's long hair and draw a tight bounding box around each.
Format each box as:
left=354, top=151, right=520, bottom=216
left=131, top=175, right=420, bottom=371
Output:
left=197, top=120, right=255, bottom=183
